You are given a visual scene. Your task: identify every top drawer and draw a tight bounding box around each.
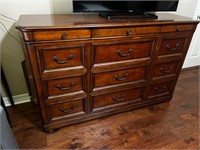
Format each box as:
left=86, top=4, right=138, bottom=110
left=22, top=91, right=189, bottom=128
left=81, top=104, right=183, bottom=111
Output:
left=35, top=41, right=88, bottom=74
left=160, top=24, right=195, bottom=33
left=92, top=26, right=160, bottom=38
left=158, top=36, right=187, bottom=56
left=33, top=29, right=91, bottom=41
left=93, top=38, right=155, bottom=64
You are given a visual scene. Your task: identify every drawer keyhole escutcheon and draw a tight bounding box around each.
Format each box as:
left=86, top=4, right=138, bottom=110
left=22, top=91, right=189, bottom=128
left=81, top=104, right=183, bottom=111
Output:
left=160, top=66, right=173, bottom=73
left=127, top=30, right=133, bottom=35
left=114, top=73, right=129, bottom=81
left=61, top=33, right=67, bottom=40
left=116, top=48, right=133, bottom=57
left=59, top=104, right=77, bottom=113
left=53, top=54, right=74, bottom=64
left=56, top=82, right=75, bottom=91
left=154, top=85, right=167, bottom=93
left=166, top=43, right=179, bottom=51
left=112, top=94, right=125, bottom=102
left=176, top=27, right=182, bottom=32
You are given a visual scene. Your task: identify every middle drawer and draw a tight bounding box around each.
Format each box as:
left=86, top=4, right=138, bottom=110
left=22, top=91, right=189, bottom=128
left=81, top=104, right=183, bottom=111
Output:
left=93, top=66, right=147, bottom=89
left=45, top=76, right=83, bottom=97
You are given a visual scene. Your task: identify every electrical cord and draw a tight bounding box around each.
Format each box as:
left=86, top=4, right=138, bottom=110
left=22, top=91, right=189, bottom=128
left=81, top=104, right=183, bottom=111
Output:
left=0, top=14, right=17, bottom=21
left=0, top=21, right=21, bottom=44
left=0, top=14, right=21, bottom=44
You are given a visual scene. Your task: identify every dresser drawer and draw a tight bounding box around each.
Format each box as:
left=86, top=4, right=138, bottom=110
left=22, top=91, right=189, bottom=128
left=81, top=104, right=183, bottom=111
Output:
left=94, top=66, right=147, bottom=88
left=92, top=26, right=160, bottom=38
left=159, top=36, right=186, bottom=56
left=48, top=99, right=84, bottom=119
left=45, top=76, right=82, bottom=97
left=93, top=39, right=154, bottom=64
left=33, top=29, right=90, bottom=41
left=147, top=81, right=173, bottom=98
left=153, top=61, right=179, bottom=78
left=36, top=43, right=86, bottom=72
left=93, top=87, right=142, bottom=110
left=160, top=24, right=195, bottom=33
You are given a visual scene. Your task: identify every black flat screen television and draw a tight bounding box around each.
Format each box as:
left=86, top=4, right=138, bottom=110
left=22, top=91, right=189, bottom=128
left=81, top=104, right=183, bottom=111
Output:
left=73, top=0, right=179, bottom=19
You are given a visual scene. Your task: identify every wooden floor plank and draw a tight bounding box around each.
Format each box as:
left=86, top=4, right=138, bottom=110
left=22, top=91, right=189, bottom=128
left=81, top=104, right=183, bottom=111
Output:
left=7, top=67, right=199, bottom=149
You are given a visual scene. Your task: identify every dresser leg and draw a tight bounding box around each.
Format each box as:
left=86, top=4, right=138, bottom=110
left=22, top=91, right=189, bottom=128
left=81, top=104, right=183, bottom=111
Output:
left=43, top=127, right=58, bottom=133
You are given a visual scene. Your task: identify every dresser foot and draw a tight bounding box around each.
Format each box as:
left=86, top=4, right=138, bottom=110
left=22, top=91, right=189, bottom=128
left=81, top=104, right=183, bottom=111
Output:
left=46, top=129, right=58, bottom=133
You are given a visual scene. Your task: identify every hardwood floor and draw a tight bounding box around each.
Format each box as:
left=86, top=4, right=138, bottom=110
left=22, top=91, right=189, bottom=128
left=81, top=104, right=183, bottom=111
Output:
left=7, top=67, right=199, bottom=149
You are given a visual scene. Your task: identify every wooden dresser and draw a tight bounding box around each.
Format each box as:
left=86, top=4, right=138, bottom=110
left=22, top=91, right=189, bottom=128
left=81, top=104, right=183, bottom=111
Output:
left=16, top=13, right=198, bottom=132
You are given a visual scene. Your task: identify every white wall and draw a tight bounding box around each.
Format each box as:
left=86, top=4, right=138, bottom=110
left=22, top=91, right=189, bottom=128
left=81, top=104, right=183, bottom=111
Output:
left=176, top=0, right=200, bottom=68
left=0, top=0, right=72, bottom=88
left=176, top=0, right=198, bottom=18
left=0, top=0, right=72, bottom=104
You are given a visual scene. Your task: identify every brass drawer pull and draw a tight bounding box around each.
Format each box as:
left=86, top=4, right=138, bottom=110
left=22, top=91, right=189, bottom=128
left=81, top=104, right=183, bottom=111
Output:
left=116, top=48, right=133, bottom=57
left=127, top=30, right=133, bottom=35
left=53, top=54, right=74, bottom=64
left=166, top=43, right=179, bottom=51
left=112, top=94, right=125, bottom=102
left=160, top=66, right=173, bottom=73
left=56, top=82, right=75, bottom=91
left=61, top=33, right=67, bottom=40
left=59, top=104, right=77, bottom=113
left=114, top=73, right=129, bottom=81
left=154, top=85, right=167, bottom=92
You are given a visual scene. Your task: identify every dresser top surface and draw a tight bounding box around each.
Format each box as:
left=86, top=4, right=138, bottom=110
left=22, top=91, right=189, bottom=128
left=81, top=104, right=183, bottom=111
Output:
left=16, top=13, right=199, bottom=30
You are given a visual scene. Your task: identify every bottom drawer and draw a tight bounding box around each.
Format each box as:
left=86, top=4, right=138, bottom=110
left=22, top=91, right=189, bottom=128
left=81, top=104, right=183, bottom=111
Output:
left=48, top=99, right=85, bottom=120
left=93, top=87, right=143, bottom=110
left=147, top=81, right=173, bottom=98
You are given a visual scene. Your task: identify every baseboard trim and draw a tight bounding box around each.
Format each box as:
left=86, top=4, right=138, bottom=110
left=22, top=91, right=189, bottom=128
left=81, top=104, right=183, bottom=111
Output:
left=182, top=65, right=200, bottom=72
left=3, top=93, right=31, bottom=106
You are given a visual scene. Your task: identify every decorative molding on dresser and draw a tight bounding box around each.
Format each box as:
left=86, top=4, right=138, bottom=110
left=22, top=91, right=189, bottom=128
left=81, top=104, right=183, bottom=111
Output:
left=16, top=13, right=199, bottom=132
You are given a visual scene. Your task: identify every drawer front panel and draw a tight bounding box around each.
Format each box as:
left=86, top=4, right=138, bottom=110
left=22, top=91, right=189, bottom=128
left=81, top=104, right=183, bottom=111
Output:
left=94, top=40, right=153, bottom=64
left=37, top=45, right=83, bottom=71
left=48, top=99, right=84, bottom=119
left=159, top=36, right=186, bottom=56
left=33, top=29, right=90, bottom=41
left=93, top=88, right=142, bottom=109
left=46, top=76, right=82, bottom=97
left=92, top=26, right=160, bottom=38
left=160, top=24, right=195, bottom=33
left=153, top=61, right=179, bottom=78
left=147, top=81, right=173, bottom=98
left=94, top=66, right=146, bottom=88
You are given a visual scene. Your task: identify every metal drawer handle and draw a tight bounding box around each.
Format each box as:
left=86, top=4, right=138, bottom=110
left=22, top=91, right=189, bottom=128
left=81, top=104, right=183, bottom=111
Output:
left=160, top=66, right=173, bottom=73
left=112, top=94, right=125, bottom=102
left=61, top=33, right=67, bottom=40
left=59, top=104, right=77, bottom=113
left=154, top=85, right=167, bottom=93
left=116, top=48, right=133, bottom=57
left=166, top=43, right=179, bottom=51
left=127, top=30, right=132, bottom=35
left=53, top=54, right=73, bottom=64
left=114, top=73, right=129, bottom=81
left=56, top=82, right=75, bottom=91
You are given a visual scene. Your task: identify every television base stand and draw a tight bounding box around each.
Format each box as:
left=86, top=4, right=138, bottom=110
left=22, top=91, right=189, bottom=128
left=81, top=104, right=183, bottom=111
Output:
left=99, top=12, right=158, bottom=19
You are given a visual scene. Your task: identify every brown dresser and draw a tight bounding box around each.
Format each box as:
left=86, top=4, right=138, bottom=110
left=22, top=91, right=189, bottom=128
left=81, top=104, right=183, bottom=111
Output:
left=16, top=13, right=199, bottom=132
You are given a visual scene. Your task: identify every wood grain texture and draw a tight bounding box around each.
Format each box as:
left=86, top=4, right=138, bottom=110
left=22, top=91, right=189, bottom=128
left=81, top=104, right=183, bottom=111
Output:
left=16, top=14, right=199, bottom=131
left=7, top=67, right=199, bottom=149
